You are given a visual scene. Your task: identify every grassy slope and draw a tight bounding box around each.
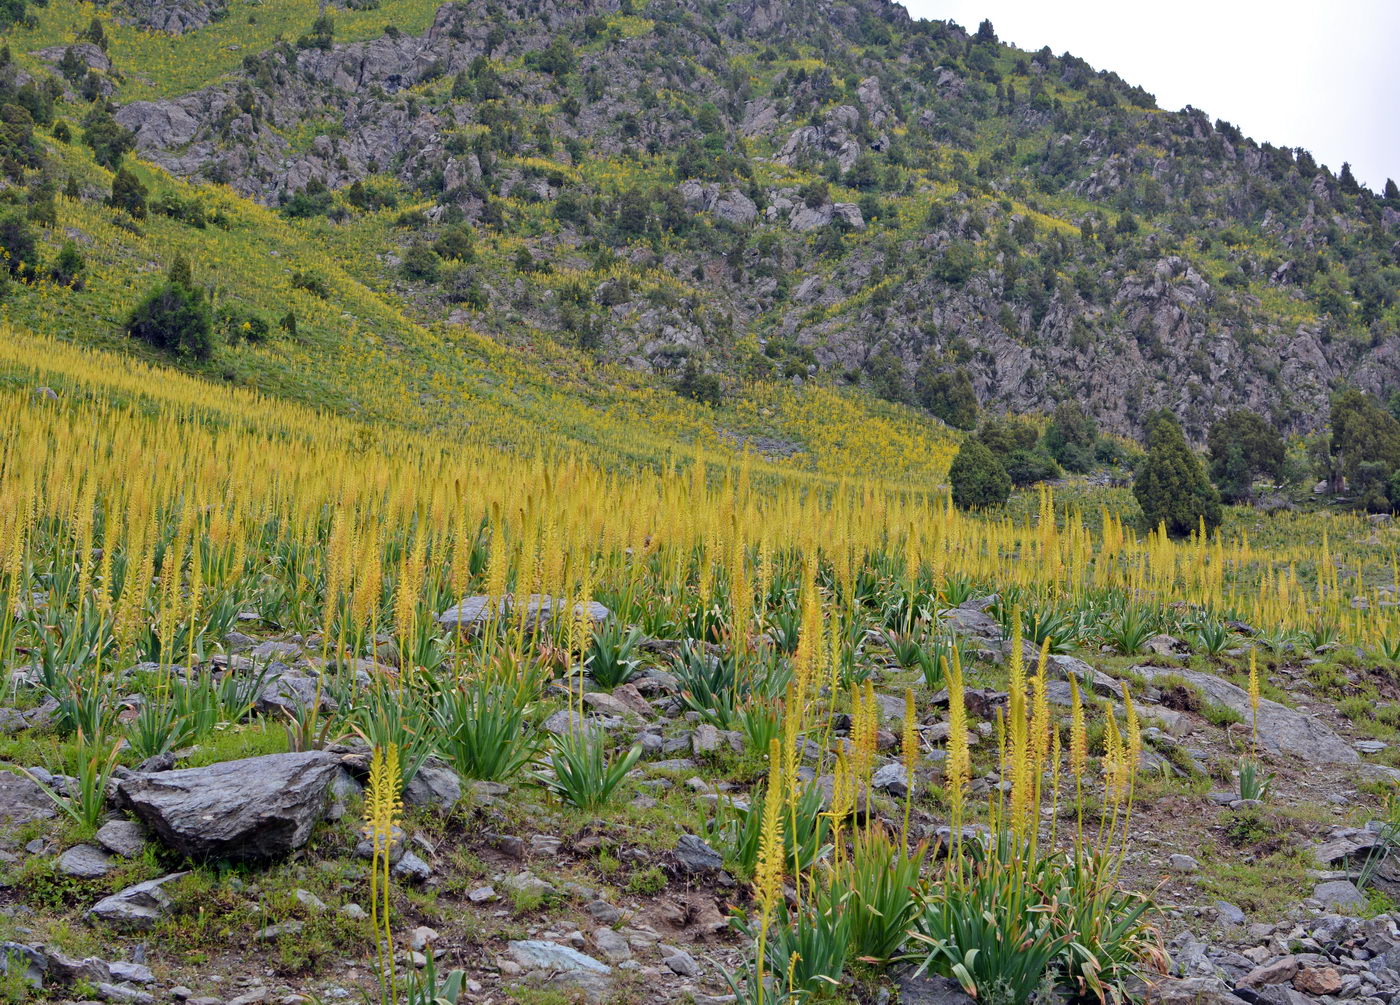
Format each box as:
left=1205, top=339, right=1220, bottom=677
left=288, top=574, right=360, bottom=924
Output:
left=1, top=114, right=957, bottom=485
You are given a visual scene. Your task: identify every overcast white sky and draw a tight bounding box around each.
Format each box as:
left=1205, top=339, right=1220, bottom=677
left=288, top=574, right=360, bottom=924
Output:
left=897, top=1, right=1399, bottom=193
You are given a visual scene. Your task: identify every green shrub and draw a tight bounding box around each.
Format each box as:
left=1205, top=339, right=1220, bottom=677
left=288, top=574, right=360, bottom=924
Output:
left=915, top=363, right=978, bottom=430
left=949, top=438, right=1011, bottom=510
left=81, top=104, right=134, bottom=169
left=126, top=282, right=214, bottom=359
left=1004, top=447, right=1060, bottom=487
left=1133, top=411, right=1220, bottom=537
left=110, top=165, right=148, bottom=219
left=402, top=242, right=440, bottom=282
left=0, top=212, right=37, bottom=277
left=432, top=680, right=540, bottom=782
left=1207, top=410, right=1283, bottom=503
left=537, top=732, right=640, bottom=811
left=1045, top=402, right=1098, bottom=473
left=49, top=240, right=85, bottom=288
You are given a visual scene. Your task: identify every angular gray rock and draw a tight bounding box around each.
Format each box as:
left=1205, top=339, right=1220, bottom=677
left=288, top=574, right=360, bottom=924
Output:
left=57, top=844, right=115, bottom=878
left=591, top=927, right=631, bottom=963
left=673, top=834, right=723, bottom=874
left=662, top=947, right=701, bottom=977
left=1134, top=666, right=1358, bottom=763
left=0, top=942, right=45, bottom=988
left=392, top=851, right=433, bottom=882
left=89, top=872, right=188, bottom=929
left=95, top=819, right=146, bottom=858
left=1313, top=879, right=1367, bottom=913
left=508, top=940, right=610, bottom=974
left=872, top=762, right=910, bottom=797
left=1143, top=976, right=1238, bottom=1004
left=403, top=758, right=461, bottom=811
left=0, top=772, right=57, bottom=829
left=1214, top=901, right=1246, bottom=926
left=254, top=668, right=337, bottom=718
left=118, top=751, right=355, bottom=861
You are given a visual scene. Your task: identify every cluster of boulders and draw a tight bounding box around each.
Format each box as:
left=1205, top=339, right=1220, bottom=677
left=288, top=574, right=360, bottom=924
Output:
left=1155, top=908, right=1400, bottom=1004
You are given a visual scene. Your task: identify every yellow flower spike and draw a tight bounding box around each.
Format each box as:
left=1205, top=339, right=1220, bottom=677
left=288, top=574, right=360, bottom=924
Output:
left=365, top=744, right=403, bottom=1005
left=1121, top=682, right=1141, bottom=786
left=901, top=687, right=918, bottom=848
left=944, top=651, right=970, bottom=831
left=1247, top=648, right=1261, bottom=748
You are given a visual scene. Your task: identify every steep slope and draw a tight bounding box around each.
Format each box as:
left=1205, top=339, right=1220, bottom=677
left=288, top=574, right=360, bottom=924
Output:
left=4, top=0, right=1398, bottom=445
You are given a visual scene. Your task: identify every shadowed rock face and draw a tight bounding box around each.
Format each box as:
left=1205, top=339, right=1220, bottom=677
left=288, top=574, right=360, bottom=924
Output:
left=117, top=751, right=358, bottom=861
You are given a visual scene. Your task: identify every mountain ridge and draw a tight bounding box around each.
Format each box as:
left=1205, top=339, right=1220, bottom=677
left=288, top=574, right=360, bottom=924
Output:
left=5, top=0, right=1399, bottom=443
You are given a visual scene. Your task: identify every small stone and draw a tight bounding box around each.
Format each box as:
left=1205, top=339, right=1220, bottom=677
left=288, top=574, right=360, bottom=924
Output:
left=293, top=889, right=327, bottom=913
left=871, top=762, right=909, bottom=797
left=467, top=886, right=496, bottom=904
left=507, top=940, right=611, bottom=974
left=0, top=942, right=44, bottom=988
left=1293, top=966, right=1342, bottom=995
left=254, top=921, right=304, bottom=940
left=673, top=834, right=723, bottom=874
left=94, top=820, right=146, bottom=858
left=339, top=902, right=368, bottom=921
left=44, top=948, right=110, bottom=983
left=227, top=988, right=269, bottom=1005
left=410, top=926, right=440, bottom=951
left=503, top=872, right=555, bottom=899
left=403, top=761, right=461, bottom=812
left=392, top=851, right=432, bottom=883
left=592, top=927, right=632, bottom=962
left=1241, top=955, right=1300, bottom=987
left=1168, top=854, right=1199, bottom=873
left=1215, top=901, right=1246, bottom=926
left=109, top=962, right=155, bottom=984
left=662, top=948, right=701, bottom=977
left=1143, top=977, right=1235, bottom=1004
left=1314, top=879, right=1367, bottom=913
left=58, top=844, right=115, bottom=878
left=354, top=825, right=405, bottom=863
left=469, top=780, right=510, bottom=806
left=90, top=873, right=187, bottom=929
left=97, top=982, right=154, bottom=1004
left=586, top=900, right=621, bottom=924
left=530, top=834, right=562, bottom=856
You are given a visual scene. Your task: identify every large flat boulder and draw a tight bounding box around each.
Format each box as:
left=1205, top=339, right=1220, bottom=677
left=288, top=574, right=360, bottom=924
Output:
left=437, top=594, right=609, bottom=633
left=118, top=751, right=356, bottom=861
left=1134, top=667, right=1357, bottom=764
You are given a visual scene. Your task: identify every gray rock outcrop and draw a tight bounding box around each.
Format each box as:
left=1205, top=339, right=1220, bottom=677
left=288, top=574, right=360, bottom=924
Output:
left=118, top=751, right=357, bottom=861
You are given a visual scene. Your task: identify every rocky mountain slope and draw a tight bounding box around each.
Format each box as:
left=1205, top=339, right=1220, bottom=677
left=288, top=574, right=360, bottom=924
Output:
left=92, top=0, right=1400, bottom=438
